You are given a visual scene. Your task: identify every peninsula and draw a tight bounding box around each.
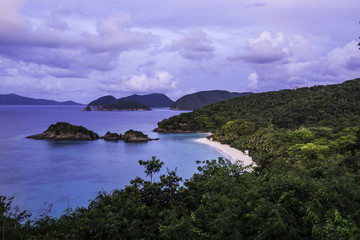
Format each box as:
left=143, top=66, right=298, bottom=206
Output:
left=0, top=94, right=81, bottom=105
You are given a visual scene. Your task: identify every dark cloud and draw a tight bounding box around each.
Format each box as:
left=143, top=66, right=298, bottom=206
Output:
left=245, top=2, right=267, bottom=8
left=0, top=5, right=158, bottom=79
left=46, top=8, right=71, bottom=31
left=166, top=29, right=215, bottom=61
left=137, top=60, right=156, bottom=72
left=346, top=57, right=360, bottom=71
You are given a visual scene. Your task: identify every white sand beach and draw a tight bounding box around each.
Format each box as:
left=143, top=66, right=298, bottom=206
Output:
left=194, top=137, right=254, bottom=167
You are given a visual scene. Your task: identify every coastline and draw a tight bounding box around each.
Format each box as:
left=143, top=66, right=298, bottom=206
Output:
left=194, top=137, right=254, bottom=166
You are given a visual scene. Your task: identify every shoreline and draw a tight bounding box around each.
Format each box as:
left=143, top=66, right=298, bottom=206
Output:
left=194, top=137, right=254, bottom=167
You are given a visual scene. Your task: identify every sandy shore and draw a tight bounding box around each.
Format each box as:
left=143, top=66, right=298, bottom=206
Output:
left=194, top=137, right=254, bottom=166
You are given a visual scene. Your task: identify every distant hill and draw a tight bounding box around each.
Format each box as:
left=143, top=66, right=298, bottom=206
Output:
left=157, top=78, right=360, bottom=132
left=102, top=100, right=151, bottom=111
left=86, top=93, right=173, bottom=111
left=118, top=93, right=173, bottom=107
left=0, top=94, right=81, bottom=105
left=88, top=95, right=117, bottom=107
left=170, top=90, right=253, bottom=110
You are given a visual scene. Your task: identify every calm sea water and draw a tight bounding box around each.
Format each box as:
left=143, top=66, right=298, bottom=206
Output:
left=0, top=106, right=223, bottom=218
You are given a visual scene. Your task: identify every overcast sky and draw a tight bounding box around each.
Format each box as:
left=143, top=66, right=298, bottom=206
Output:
left=0, top=0, right=359, bottom=103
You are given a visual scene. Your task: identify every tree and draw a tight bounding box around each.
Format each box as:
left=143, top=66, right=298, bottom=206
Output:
left=0, top=196, right=30, bottom=240
left=139, top=156, right=164, bottom=183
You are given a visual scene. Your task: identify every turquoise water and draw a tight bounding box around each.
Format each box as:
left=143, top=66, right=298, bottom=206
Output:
left=0, top=106, right=223, bottom=218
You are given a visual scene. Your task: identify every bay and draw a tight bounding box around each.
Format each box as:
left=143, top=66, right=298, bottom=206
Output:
left=0, top=105, right=223, bottom=218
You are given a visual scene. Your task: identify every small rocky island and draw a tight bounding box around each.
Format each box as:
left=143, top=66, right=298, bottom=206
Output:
left=27, top=122, right=100, bottom=140
left=102, top=130, right=158, bottom=142
left=27, top=122, right=157, bottom=142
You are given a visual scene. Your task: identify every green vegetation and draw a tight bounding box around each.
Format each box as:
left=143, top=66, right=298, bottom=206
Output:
left=124, top=129, right=148, bottom=138
left=159, top=78, right=360, bottom=131
left=88, top=95, right=117, bottom=107
left=102, top=131, right=123, bottom=141
left=122, top=129, right=154, bottom=142
left=86, top=93, right=173, bottom=110
left=103, top=100, right=151, bottom=111
left=170, top=90, right=252, bottom=110
left=27, top=122, right=100, bottom=140
left=118, top=93, right=174, bottom=107
left=4, top=78, right=360, bottom=238
left=3, top=151, right=360, bottom=239
left=46, top=122, right=96, bottom=136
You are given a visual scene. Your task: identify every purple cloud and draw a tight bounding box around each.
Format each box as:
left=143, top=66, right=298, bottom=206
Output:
left=245, top=2, right=267, bottom=8
left=166, top=29, right=215, bottom=61
left=98, top=70, right=177, bottom=93
left=228, top=32, right=289, bottom=64
left=346, top=57, right=360, bottom=71
left=0, top=3, right=159, bottom=79
left=242, top=40, right=360, bottom=91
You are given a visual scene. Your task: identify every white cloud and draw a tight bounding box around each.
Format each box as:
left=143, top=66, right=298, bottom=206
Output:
left=228, top=31, right=289, bottom=64
left=100, top=71, right=178, bottom=93
left=0, top=0, right=26, bottom=34
left=247, top=40, right=360, bottom=91
left=248, top=72, right=258, bottom=88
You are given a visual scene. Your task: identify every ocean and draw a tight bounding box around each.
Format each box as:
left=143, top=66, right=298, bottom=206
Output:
left=0, top=105, right=223, bottom=219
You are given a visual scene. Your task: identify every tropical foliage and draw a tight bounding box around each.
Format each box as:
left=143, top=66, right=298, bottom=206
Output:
left=3, top=78, right=360, bottom=239
left=170, top=90, right=252, bottom=110
left=158, top=78, right=360, bottom=131
left=103, top=100, right=151, bottom=111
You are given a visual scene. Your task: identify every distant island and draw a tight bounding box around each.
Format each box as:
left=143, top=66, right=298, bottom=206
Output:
left=27, top=122, right=157, bottom=142
left=170, top=90, right=253, bottom=110
left=84, top=93, right=173, bottom=111
left=0, top=94, right=82, bottom=105
left=118, top=93, right=174, bottom=108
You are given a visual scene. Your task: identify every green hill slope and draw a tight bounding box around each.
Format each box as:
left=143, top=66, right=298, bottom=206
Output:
left=118, top=93, right=173, bottom=107
left=170, top=90, right=252, bottom=110
left=87, top=95, right=117, bottom=107
left=158, top=78, right=360, bottom=132
left=5, top=78, right=360, bottom=239
left=103, top=100, right=151, bottom=111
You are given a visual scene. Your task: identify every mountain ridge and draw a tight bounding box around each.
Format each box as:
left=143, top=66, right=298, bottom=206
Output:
left=170, top=90, right=253, bottom=110
left=0, top=93, right=82, bottom=105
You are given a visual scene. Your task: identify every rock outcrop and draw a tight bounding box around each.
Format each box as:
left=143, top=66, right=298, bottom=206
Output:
left=26, top=122, right=99, bottom=140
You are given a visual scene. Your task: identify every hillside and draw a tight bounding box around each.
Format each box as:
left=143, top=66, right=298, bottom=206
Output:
left=118, top=93, right=173, bottom=107
left=5, top=78, right=360, bottom=239
left=158, top=78, right=360, bottom=132
left=0, top=94, right=81, bottom=105
left=170, top=90, right=252, bottom=110
left=86, top=93, right=173, bottom=110
left=87, top=95, right=117, bottom=108
left=102, top=100, right=151, bottom=111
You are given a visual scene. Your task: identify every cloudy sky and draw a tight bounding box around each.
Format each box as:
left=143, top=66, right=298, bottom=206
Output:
left=0, top=0, right=359, bottom=103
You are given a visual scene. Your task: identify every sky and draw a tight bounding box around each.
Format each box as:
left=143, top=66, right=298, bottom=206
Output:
left=0, top=0, right=359, bottom=103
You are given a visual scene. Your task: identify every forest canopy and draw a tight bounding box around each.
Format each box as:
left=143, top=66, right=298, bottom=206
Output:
left=2, top=78, right=360, bottom=239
